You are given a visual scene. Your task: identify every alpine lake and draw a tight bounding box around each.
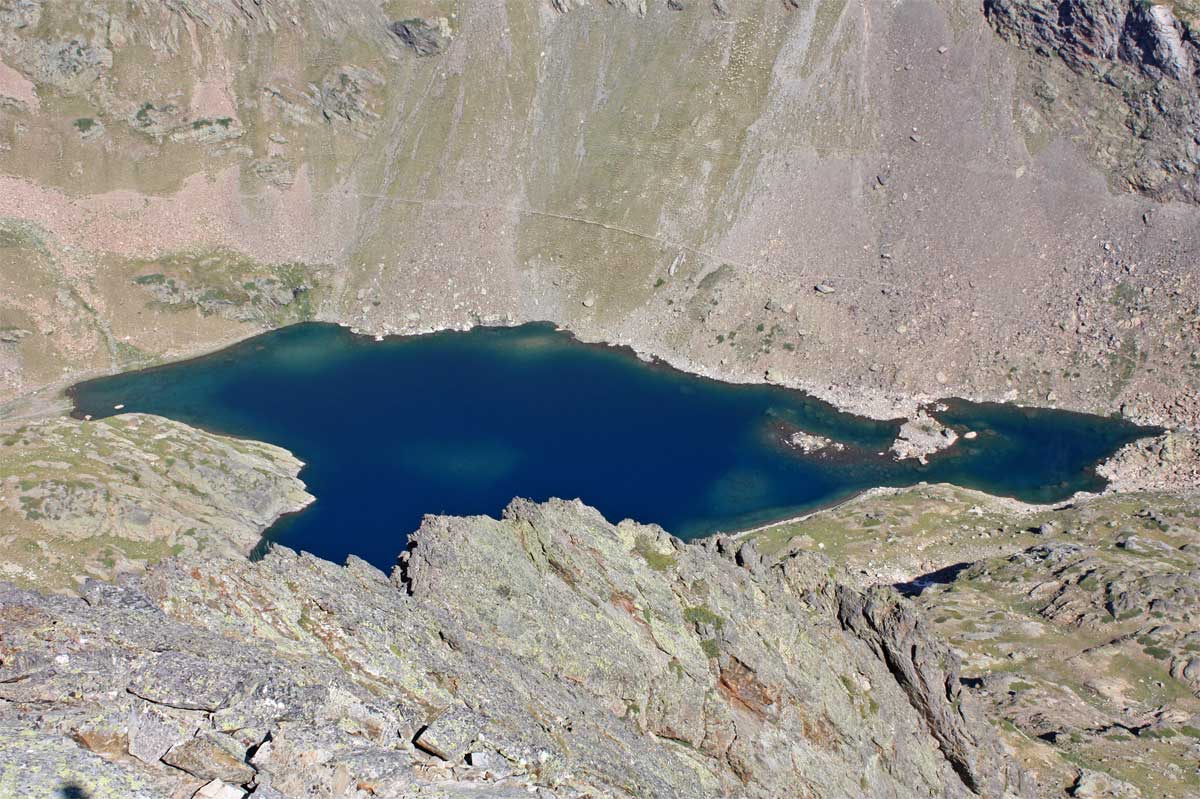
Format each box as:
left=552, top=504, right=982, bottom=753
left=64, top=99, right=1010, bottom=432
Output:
left=70, top=323, right=1159, bottom=570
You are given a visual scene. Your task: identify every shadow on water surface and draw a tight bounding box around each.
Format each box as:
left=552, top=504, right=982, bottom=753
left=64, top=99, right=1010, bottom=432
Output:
left=68, top=322, right=1161, bottom=571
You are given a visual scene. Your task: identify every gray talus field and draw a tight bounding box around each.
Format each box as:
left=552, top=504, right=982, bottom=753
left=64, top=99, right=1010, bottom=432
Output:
left=1, top=0, right=1199, bottom=435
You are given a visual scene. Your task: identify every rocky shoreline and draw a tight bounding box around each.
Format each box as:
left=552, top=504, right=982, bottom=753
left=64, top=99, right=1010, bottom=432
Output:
left=8, top=315, right=1194, bottom=501
left=1, top=0, right=1198, bottom=445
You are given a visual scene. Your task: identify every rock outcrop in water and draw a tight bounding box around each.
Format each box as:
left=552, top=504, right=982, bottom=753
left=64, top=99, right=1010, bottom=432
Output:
left=0, top=497, right=1033, bottom=798
left=889, top=411, right=959, bottom=464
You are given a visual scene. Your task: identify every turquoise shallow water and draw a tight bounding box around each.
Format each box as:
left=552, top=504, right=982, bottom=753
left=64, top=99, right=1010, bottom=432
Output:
left=70, top=323, right=1158, bottom=570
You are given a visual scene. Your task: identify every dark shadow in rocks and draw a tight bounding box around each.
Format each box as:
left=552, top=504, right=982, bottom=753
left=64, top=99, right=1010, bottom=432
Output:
left=894, top=562, right=972, bottom=597
left=59, top=784, right=90, bottom=799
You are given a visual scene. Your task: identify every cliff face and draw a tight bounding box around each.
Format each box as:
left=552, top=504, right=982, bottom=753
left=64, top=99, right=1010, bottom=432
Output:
left=986, top=0, right=1200, bottom=201
left=0, top=497, right=1034, bottom=799
left=1, top=0, right=1199, bottom=432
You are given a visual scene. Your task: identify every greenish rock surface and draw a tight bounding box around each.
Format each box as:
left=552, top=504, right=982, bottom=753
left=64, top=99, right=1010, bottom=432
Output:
left=750, top=483, right=1200, bottom=797
left=162, top=732, right=256, bottom=785
left=0, top=413, right=312, bottom=589
left=0, top=727, right=158, bottom=799
left=0, top=498, right=1034, bottom=798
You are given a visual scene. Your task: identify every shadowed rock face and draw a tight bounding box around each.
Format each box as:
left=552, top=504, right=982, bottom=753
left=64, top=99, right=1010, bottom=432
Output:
left=0, top=498, right=1034, bottom=799
left=986, top=0, right=1200, bottom=202
left=389, top=17, right=452, bottom=57
left=837, top=585, right=1006, bottom=795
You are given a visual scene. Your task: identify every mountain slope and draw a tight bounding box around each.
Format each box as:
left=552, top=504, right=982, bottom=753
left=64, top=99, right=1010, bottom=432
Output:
left=0, top=0, right=1198, bottom=436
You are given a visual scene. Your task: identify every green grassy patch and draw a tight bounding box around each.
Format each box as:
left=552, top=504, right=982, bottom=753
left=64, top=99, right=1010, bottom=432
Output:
left=683, top=605, right=725, bottom=630
left=633, top=535, right=676, bottom=572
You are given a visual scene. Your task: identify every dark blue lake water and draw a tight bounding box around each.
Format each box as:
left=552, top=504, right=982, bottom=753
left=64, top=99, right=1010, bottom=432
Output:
left=70, top=323, right=1157, bottom=570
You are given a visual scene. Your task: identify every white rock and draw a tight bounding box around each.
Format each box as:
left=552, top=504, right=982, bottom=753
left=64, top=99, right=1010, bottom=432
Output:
left=193, top=780, right=246, bottom=799
left=788, top=431, right=832, bottom=454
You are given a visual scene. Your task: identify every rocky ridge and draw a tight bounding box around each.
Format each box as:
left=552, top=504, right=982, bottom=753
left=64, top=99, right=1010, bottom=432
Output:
left=0, top=496, right=1034, bottom=799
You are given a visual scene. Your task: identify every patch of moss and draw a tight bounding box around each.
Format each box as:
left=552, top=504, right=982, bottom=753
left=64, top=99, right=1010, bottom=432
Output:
left=191, top=117, right=234, bottom=130
left=127, top=250, right=325, bottom=325
left=633, top=535, right=676, bottom=572
left=683, top=605, right=725, bottom=630
left=113, top=340, right=150, bottom=366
